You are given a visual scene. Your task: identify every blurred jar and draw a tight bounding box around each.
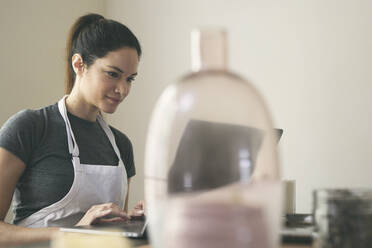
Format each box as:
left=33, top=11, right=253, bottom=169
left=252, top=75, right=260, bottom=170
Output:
left=145, top=28, right=282, bottom=248
left=313, top=189, right=372, bottom=248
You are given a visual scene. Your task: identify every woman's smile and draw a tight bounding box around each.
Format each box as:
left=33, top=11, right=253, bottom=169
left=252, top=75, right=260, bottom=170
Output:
left=106, top=95, right=122, bottom=104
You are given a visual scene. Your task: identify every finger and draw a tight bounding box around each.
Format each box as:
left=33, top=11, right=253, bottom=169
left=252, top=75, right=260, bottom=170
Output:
left=88, top=202, right=120, bottom=214
left=101, top=202, right=122, bottom=211
left=131, top=209, right=145, bottom=216
left=104, top=208, right=129, bottom=219
left=128, top=209, right=145, bottom=220
left=134, top=200, right=145, bottom=210
left=93, top=208, right=129, bottom=223
left=93, top=203, right=127, bottom=217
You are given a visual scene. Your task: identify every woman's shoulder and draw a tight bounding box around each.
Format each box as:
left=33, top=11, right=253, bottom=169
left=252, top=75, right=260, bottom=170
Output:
left=2, top=104, right=58, bottom=128
left=0, top=103, right=60, bottom=164
left=2, top=109, right=40, bottom=130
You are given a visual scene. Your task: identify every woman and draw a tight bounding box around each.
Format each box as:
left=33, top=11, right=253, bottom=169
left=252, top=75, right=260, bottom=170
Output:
left=0, top=13, right=144, bottom=245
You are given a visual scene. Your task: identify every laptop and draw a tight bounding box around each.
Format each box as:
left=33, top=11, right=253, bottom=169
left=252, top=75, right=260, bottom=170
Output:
left=168, top=119, right=283, bottom=194
left=60, top=217, right=147, bottom=239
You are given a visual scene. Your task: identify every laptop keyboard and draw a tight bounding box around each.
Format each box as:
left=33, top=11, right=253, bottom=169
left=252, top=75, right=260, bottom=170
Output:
left=94, top=219, right=146, bottom=233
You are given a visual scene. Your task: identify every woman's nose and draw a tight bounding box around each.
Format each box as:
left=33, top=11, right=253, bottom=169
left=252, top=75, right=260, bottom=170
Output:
left=115, top=81, right=131, bottom=97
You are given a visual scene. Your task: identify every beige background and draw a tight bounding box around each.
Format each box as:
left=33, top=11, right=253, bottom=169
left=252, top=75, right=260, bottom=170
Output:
left=2, top=0, right=372, bottom=222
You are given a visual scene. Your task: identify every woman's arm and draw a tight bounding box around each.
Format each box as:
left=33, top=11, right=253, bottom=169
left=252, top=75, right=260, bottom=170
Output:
left=0, top=148, right=58, bottom=246
left=124, top=178, right=131, bottom=212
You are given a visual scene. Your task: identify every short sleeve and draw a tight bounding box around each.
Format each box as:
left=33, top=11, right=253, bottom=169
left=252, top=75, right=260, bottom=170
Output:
left=111, top=127, right=136, bottom=178
left=0, top=109, right=40, bottom=165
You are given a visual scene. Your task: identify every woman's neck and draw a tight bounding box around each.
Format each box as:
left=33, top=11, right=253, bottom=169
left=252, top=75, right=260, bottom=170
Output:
left=65, top=91, right=99, bottom=122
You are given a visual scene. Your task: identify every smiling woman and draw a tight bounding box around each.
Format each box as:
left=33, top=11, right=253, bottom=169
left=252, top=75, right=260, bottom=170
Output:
left=68, top=47, right=139, bottom=119
left=0, top=13, right=144, bottom=246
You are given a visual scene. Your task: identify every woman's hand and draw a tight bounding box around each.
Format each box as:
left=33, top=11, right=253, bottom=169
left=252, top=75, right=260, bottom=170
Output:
left=128, top=200, right=145, bottom=219
left=75, top=202, right=129, bottom=226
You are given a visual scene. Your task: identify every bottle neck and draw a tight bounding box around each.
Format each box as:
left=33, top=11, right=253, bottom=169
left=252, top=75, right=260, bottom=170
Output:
left=191, top=29, right=228, bottom=72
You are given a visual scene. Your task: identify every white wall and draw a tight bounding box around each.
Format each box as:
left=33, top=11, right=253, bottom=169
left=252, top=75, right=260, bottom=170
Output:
left=106, top=0, right=372, bottom=213
left=1, top=0, right=106, bottom=223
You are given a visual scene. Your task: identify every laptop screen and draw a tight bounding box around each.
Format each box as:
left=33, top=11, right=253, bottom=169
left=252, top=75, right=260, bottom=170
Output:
left=168, top=119, right=283, bottom=194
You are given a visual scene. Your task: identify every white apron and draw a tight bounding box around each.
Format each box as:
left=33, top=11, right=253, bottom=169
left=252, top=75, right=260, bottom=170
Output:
left=18, top=96, right=128, bottom=228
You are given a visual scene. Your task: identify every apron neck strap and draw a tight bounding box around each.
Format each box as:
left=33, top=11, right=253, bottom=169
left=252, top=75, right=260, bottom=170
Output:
left=58, top=95, right=79, bottom=156
left=58, top=95, right=124, bottom=165
left=96, top=115, right=123, bottom=164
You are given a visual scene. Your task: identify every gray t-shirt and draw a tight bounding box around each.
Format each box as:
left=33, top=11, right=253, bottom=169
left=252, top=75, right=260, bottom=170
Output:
left=0, top=103, right=135, bottom=224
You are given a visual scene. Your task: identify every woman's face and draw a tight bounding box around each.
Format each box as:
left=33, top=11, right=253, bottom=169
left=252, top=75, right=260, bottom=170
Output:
left=79, top=47, right=139, bottom=114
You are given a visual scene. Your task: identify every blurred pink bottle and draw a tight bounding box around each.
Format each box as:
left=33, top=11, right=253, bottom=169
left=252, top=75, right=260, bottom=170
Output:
left=145, top=28, right=282, bottom=248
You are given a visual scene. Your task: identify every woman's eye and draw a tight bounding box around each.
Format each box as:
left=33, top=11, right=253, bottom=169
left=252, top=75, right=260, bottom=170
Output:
left=107, top=71, right=120, bottom=78
left=127, top=77, right=135, bottom=83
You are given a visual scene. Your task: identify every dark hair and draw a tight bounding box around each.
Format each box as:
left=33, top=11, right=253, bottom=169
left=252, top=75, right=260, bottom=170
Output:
left=65, top=13, right=142, bottom=94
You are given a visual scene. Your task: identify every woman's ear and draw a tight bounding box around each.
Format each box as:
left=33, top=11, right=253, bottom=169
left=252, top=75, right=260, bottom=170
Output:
left=71, top=54, right=85, bottom=75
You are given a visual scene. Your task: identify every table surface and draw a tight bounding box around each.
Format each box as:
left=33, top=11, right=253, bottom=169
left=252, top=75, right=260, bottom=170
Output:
left=9, top=241, right=311, bottom=248
left=137, top=245, right=311, bottom=248
left=9, top=234, right=312, bottom=248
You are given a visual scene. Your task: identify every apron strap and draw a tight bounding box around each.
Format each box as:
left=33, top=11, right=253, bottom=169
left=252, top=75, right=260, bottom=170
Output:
left=97, top=115, right=124, bottom=165
left=58, top=95, right=124, bottom=166
left=58, top=95, right=79, bottom=157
